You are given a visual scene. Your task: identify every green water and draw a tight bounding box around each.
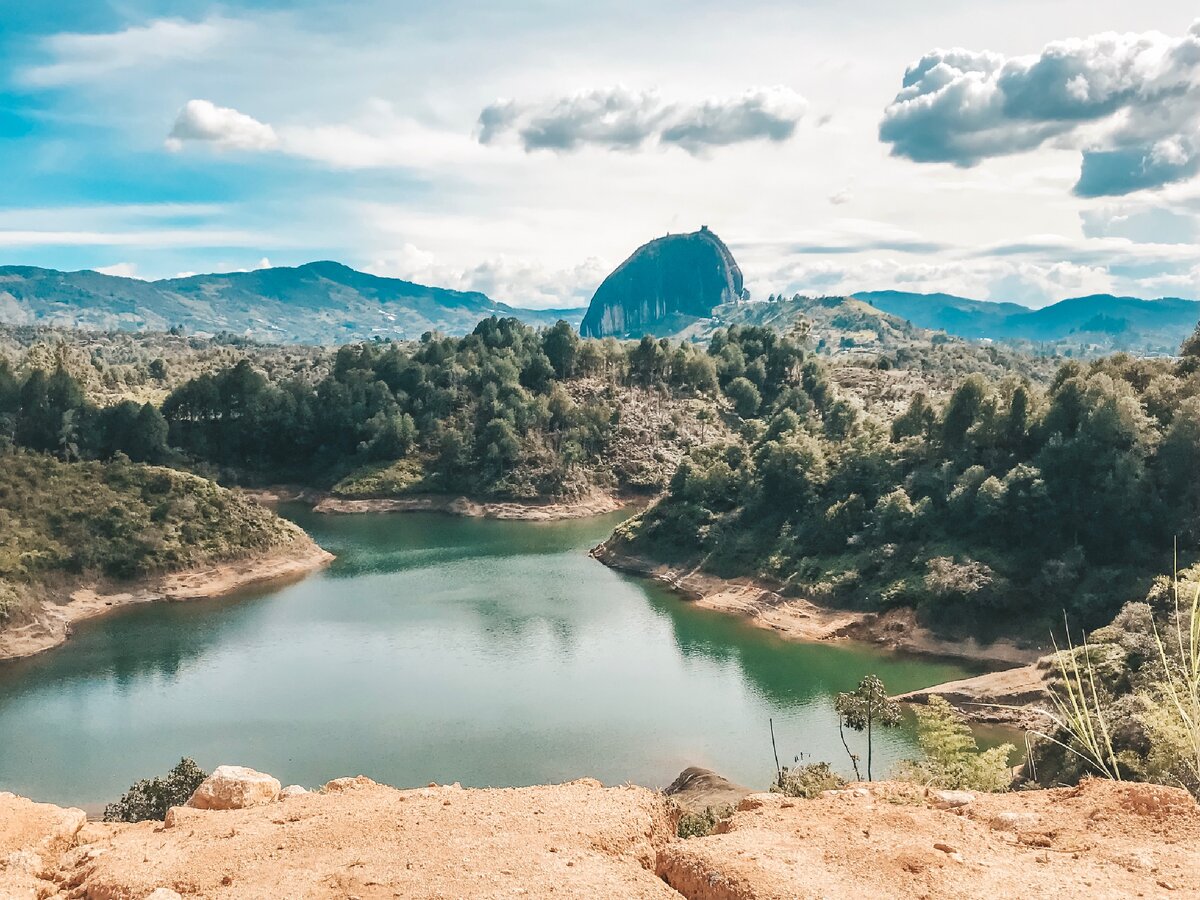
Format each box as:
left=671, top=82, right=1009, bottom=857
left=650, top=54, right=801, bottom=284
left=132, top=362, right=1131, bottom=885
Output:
left=0, top=509, right=983, bottom=807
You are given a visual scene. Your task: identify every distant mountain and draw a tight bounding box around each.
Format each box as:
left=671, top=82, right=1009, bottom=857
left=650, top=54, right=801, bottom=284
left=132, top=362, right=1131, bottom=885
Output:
left=579, top=226, right=744, bottom=338
left=0, top=261, right=583, bottom=343
left=854, top=290, right=1200, bottom=353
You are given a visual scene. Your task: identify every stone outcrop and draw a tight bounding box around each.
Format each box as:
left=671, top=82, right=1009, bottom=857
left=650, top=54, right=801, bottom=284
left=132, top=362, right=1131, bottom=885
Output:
left=579, top=227, right=744, bottom=338
left=185, top=765, right=281, bottom=810
left=664, top=767, right=753, bottom=812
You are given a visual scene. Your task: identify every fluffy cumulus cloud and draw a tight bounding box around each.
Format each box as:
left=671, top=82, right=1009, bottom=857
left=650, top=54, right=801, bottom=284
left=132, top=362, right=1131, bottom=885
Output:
left=880, top=21, right=1200, bottom=196
left=165, top=100, right=278, bottom=152
left=477, top=85, right=806, bottom=154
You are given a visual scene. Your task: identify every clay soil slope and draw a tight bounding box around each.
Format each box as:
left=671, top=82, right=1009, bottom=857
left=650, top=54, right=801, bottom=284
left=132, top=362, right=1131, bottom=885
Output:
left=2, top=775, right=1197, bottom=899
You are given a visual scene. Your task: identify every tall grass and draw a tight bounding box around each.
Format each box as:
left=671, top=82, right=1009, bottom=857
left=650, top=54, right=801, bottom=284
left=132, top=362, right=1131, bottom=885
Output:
left=1147, top=553, right=1200, bottom=788
left=1029, top=619, right=1122, bottom=781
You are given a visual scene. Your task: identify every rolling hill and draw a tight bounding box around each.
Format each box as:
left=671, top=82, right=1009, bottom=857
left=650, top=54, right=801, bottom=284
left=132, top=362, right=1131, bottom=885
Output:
left=0, top=262, right=583, bottom=343
left=855, top=290, right=1200, bottom=353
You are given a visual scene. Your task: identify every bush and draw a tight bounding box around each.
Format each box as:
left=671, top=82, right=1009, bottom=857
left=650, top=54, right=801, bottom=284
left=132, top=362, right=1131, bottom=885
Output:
left=771, top=761, right=846, bottom=798
left=103, top=758, right=209, bottom=822
left=895, top=696, right=1014, bottom=791
left=676, top=803, right=733, bottom=838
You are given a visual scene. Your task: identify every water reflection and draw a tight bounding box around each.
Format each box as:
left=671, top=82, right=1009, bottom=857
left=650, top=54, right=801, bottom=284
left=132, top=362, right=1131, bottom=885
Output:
left=0, top=509, right=979, bottom=807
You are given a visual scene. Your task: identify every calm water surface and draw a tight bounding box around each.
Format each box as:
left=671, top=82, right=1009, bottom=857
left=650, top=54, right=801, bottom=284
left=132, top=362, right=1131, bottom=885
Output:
left=0, top=508, right=983, bottom=806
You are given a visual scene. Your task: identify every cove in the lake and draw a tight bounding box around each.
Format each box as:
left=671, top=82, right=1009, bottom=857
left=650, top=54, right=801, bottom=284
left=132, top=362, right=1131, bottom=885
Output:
left=0, top=508, right=986, bottom=807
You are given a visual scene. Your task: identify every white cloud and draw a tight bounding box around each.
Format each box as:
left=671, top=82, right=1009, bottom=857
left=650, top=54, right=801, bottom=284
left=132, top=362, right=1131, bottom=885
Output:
left=880, top=21, right=1200, bottom=195
left=166, top=100, right=278, bottom=152
left=477, top=85, right=807, bottom=154
left=93, top=262, right=141, bottom=279
left=762, top=255, right=1116, bottom=307
left=366, top=244, right=605, bottom=308
left=22, top=18, right=235, bottom=87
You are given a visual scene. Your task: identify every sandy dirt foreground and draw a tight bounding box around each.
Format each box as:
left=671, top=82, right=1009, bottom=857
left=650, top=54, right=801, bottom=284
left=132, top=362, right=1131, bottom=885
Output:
left=0, top=537, right=334, bottom=662
left=1, top=775, right=1197, bottom=899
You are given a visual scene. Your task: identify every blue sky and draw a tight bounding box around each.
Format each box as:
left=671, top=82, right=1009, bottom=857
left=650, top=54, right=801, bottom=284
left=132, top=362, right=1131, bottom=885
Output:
left=2, top=0, right=1200, bottom=307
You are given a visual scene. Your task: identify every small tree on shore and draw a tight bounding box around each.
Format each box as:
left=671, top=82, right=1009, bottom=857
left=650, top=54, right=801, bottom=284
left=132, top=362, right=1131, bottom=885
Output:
left=103, top=758, right=208, bottom=823
left=835, top=674, right=902, bottom=781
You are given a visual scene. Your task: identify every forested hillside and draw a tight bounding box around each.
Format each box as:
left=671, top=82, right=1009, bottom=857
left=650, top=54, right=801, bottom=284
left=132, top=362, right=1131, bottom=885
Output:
left=7, top=313, right=1200, bottom=641
left=607, top=330, right=1200, bottom=638
left=0, top=454, right=304, bottom=629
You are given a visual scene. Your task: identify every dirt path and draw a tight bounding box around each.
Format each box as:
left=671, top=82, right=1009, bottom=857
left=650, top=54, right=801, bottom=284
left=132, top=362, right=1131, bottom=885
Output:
left=0, top=538, right=333, bottom=662
left=2, top=774, right=1195, bottom=899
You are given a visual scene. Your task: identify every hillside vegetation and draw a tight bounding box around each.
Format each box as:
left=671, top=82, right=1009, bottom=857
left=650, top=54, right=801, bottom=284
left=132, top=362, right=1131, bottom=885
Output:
left=608, top=330, right=1200, bottom=639
left=0, top=453, right=300, bottom=627
left=159, top=318, right=737, bottom=497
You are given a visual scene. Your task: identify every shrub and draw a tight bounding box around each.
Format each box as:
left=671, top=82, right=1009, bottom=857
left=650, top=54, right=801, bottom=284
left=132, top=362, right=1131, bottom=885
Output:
left=894, top=695, right=1015, bottom=791
left=103, top=758, right=208, bottom=822
left=676, top=804, right=733, bottom=838
left=771, top=761, right=845, bottom=798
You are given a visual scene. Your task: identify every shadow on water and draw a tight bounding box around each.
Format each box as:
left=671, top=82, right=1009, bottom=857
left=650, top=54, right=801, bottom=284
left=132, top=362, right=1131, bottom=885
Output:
left=0, top=507, right=993, bottom=806
left=0, top=584, right=281, bottom=707
left=632, top=572, right=985, bottom=707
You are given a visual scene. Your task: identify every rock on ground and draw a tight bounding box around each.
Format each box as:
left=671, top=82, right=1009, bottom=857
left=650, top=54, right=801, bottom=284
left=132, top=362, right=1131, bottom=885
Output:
left=0, top=792, right=86, bottom=899
left=185, top=765, right=281, bottom=810
left=664, top=767, right=753, bottom=813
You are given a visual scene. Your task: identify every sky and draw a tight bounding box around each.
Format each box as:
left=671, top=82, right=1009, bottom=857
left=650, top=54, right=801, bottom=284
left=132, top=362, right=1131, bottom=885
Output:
left=2, top=1, right=1200, bottom=309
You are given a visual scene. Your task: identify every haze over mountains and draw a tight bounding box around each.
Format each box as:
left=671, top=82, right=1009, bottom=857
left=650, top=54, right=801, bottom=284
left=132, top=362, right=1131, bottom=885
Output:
left=1, top=238, right=1198, bottom=355
left=0, top=261, right=582, bottom=344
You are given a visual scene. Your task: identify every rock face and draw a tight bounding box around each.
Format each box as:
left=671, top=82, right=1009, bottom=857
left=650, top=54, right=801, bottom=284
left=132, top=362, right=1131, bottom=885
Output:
left=185, top=765, right=281, bottom=810
left=579, top=226, right=744, bottom=338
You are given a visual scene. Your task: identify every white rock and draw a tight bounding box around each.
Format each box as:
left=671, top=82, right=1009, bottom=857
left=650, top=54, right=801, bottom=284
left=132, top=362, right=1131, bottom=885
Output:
left=185, top=765, right=280, bottom=810
left=930, top=789, right=974, bottom=809
left=988, top=811, right=1039, bottom=831
left=278, top=785, right=310, bottom=799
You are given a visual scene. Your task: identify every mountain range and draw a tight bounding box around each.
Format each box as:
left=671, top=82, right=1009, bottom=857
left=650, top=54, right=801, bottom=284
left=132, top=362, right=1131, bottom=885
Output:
left=0, top=261, right=582, bottom=343
left=1, top=254, right=1197, bottom=356
left=854, top=290, right=1200, bottom=352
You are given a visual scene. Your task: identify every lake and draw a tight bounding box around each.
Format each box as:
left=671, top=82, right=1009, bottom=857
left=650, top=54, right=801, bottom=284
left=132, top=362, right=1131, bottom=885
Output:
left=0, top=508, right=984, bottom=808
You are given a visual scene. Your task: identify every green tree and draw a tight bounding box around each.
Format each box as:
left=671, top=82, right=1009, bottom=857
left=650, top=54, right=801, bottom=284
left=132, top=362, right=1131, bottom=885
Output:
left=541, top=321, right=580, bottom=379
left=895, top=696, right=1014, bottom=790
left=725, top=376, right=761, bottom=418
left=103, top=758, right=208, bottom=822
left=834, top=674, right=902, bottom=781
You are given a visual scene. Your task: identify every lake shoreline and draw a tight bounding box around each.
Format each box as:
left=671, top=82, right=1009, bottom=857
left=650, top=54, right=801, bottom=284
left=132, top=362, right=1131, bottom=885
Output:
left=0, top=536, right=334, bottom=663
left=591, top=542, right=1051, bottom=722
left=244, top=484, right=645, bottom=521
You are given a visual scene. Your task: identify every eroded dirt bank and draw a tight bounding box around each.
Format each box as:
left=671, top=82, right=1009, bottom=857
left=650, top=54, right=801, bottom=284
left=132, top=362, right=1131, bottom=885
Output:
left=591, top=544, right=1044, bottom=667
left=0, top=536, right=333, bottom=662
left=247, top=484, right=639, bottom=521
left=2, top=773, right=1196, bottom=899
